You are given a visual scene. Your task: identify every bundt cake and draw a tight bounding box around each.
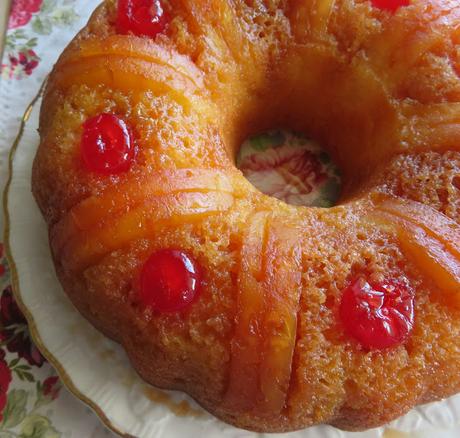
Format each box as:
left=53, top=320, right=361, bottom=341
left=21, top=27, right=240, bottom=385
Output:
left=32, top=0, right=460, bottom=432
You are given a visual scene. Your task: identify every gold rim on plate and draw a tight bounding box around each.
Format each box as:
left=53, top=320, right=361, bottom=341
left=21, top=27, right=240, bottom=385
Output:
left=2, top=81, right=133, bottom=438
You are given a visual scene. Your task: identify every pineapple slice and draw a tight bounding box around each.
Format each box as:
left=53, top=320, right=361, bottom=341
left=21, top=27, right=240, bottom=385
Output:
left=372, top=196, right=460, bottom=307
left=61, top=191, right=233, bottom=272
left=398, top=224, right=460, bottom=304
left=289, top=0, right=336, bottom=42
left=59, top=35, right=204, bottom=88
left=258, top=220, right=302, bottom=414
left=401, top=101, right=460, bottom=152
left=381, top=31, right=443, bottom=90
left=225, top=211, right=268, bottom=411
left=51, top=169, right=233, bottom=253
left=178, top=0, right=245, bottom=64
left=50, top=57, right=200, bottom=109
left=376, top=196, right=460, bottom=258
left=310, top=0, right=336, bottom=37
left=225, top=213, right=301, bottom=415
left=368, top=12, right=434, bottom=81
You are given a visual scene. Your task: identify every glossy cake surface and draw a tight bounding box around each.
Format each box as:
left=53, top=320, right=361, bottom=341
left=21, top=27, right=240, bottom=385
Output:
left=32, top=0, right=460, bottom=432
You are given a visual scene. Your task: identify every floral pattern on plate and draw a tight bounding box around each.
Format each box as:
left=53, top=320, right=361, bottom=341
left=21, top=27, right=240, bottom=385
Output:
left=237, top=130, right=341, bottom=207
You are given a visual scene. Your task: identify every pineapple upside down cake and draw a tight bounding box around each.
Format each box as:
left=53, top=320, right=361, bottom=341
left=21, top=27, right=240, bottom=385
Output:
left=32, top=0, right=460, bottom=432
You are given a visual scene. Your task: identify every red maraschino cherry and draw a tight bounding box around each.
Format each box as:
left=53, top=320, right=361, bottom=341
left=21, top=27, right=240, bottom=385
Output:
left=140, top=249, right=202, bottom=312
left=340, top=277, right=414, bottom=350
left=81, top=113, right=135, bottom=175
left=371, top=0, right=410, bottom=13
left=117, top=0, right=167, bottom=38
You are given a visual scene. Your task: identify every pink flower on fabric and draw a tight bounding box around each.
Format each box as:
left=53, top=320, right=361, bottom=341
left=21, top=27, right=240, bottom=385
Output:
left=0, top=287, right=45, bottom=367
left=239, top=144, right=328, bottom=206
left=0, top=349, right=12, bottom=422
left=43, top=376, right=61, bottom=400
left=9, top=50, right=40, bottom=75
left=3, top=50, right=40, bottom=79
left=8, top=0, right=43, bottom=29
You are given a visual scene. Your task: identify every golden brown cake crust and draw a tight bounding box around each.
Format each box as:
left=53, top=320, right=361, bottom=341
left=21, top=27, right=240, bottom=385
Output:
left=32, top=0, right=460, bottom=432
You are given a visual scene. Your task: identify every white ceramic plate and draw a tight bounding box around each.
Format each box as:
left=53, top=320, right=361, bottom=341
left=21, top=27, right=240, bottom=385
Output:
left=4, top=91, right=460, bottom=438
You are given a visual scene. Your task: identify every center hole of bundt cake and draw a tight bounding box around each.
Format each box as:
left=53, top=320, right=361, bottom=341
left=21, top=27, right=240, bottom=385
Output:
left=236, top=130, right=342, bottom=208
